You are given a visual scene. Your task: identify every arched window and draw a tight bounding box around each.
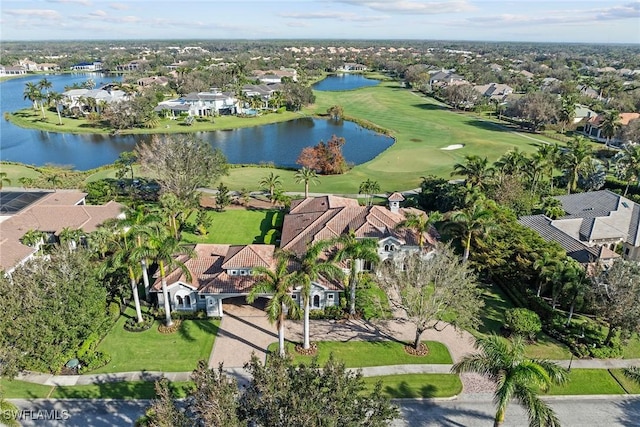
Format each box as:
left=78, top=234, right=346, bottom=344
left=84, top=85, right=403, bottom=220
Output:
left=313, top=295, right=321, bottom=308
left=176, top=295, right=184, bottom=306
left=384, top=244, right=390, bottom=252
left=185, top=295, right=191, bottom=306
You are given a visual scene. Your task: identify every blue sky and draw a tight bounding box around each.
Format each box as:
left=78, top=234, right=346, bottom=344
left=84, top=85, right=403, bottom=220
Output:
left=1, top=0, right=639, bottom=43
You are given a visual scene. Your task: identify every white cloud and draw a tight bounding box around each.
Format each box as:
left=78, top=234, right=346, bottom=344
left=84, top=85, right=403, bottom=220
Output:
left=4, top=9, right=62, bottom=20
left=334, top=0, right=474, bottom=14
left=109, top=3, right=129, bottom=10
left=47, top=0, right=92, bottom=6
left=280, top=11, right=387, bottom=22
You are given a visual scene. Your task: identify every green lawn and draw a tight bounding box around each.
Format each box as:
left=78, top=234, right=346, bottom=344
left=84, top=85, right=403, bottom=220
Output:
left=363, top=374, right=462, bottom=398
left=609, top=369, right=640, bottom=394
left=476, top=284, right=572, bottom=360
left=271, top=340, right=452, bottom=368
left=622, top=334, right=640, bottom=359
left=181, top=208, right=283, bottom=245
left=546, top=369, right=627, bottom=395
left=93, top=309, right=219, bottom=373
left=0, top=162, right=43, bottom=183
left=0, top=379, right=193, bottom=399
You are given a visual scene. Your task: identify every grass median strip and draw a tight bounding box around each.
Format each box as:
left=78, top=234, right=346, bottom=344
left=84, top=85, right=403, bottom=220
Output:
left=269, top=340, right=452, bottom=367
left=363, top=374, right=462, bottom=398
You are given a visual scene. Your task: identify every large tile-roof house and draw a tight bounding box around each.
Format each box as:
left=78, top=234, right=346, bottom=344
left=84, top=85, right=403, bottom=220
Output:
left=154, top=90, right=239, bottom=117
left=519, top=190, right=640, bottom=264
left=473, top=83, right=514, bottom=103
left=583, top=112, right=640, bottom=146
left=0, top=191, right=124, bottom=273
left=153, top=194, right=437, bottom=317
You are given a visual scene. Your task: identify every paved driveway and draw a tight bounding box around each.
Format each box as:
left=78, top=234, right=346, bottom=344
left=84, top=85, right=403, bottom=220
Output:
left=208, top=297, right=278, bottom=368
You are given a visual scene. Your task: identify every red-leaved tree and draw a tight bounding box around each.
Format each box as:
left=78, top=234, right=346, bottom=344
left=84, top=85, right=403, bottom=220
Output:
left=297, top=135, right=347, bottom=175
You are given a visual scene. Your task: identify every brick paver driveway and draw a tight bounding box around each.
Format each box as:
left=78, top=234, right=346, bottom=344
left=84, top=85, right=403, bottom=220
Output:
left=208, top=297, right=278, bottom=368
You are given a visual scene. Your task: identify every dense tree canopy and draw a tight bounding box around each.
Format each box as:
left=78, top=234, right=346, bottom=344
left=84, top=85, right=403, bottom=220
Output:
left=0, top=248, right=108, bottom=377
left=297, top=135, right=348, bottom=175
left=141, top=356, right=398, bottom=427
left=136, top=134, right=229, bottom=206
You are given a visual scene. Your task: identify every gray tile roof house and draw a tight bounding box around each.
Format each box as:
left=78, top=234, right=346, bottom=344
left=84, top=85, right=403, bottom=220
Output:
left=519, top=190, right=640, bottom=264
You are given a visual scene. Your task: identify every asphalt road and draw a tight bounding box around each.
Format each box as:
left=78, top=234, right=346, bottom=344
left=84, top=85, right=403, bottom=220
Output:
left=8, top=396, right=640, bottom=427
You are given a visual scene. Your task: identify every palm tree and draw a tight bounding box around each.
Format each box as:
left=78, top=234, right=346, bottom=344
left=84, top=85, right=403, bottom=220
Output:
left=46, top=174, right=62, bottom=191
left=294, top=167, right=320, bottom=198
left=445, top=199, right=494, bottom=263
left=623, top=366, right=640, bottom=384
left=333, top=232, right=380, bottom=316
left=138, top=230, right=194, bottom=326
left=38, top=77, right=53, bottom=98
left=23, top=82, right=41, bottom=110
left=561, top=137, right=593, bottom=194
left=20, top=229, right=46, bottom=251
left=451, top=155, right=494, bottom=189
left=358, top=179, right=380, bottom=207
left=395, top=210, right=443, bottom=249
left=259, top=172, right=282, bottom=202
left=18, top=176, right=33, bottom=189
left=494, top=148, right=527, bottom=180
left=536, top=143, right=561, bottom=192
left=532, top=252, right=562, bottom=297
left=617, top=144, right=640, bottom=195
left=290, top=240, right=344, bottom=350
left=599, top=110, right=620, bottom=147
left=0, top=392, right=19, bottom=427
left=48, top=91, right=64, bottom=125
left=248, top=251, right=301, bottom=356
left=121, top=205, right=163, bottom=296
left=452, top=335, right=568, bottom=427
left=0, top=172, right=11, bottom=190
left=564, top=266, right=589, bottom=326
left=103, top=231, right=145, bottom=323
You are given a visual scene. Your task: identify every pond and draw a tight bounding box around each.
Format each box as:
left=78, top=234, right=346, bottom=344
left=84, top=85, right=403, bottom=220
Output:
left=0, top=74, right=392, bottom=171
left=312, top=74, right=380, bottom=91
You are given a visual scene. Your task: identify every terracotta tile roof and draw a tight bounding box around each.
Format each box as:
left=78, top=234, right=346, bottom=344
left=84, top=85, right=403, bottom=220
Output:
left=221, top=245, right=275, bottom=269
left=0, top=191, right=124, bottom=272
left=388, top=192, right=405, bottom=202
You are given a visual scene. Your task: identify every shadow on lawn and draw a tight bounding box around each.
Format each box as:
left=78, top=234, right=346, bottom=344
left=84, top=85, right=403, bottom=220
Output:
left=410, top=103, right=448, bottom=112
left=177, top=318, right=220, bottom=343
left=383, top=381, right=437, bottom=398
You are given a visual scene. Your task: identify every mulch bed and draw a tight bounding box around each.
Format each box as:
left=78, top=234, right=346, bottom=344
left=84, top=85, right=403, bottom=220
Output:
left=295, top=343, right=318, bottom=356
left=158, top=319, right=182, bottom=334
left=404, top=342, right=429, bottom=356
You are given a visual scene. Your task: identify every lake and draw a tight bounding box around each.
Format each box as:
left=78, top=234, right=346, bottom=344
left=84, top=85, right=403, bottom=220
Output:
left=0, top=74, right=392, bottom=171
left=312, top=74, right=380, bottom=91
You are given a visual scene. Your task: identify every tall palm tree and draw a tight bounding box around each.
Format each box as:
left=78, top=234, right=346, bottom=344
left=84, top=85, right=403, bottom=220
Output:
left=561, top=137, right=593, bottom=194
left=451, top=155, right=494, bottom=190
left=0, top=172, right=11, bottom=190
left=248, top=251, right=301, bottom=356
left=358, top=179, right=380, bottom=207
left=333, top=232, right=380, bottom=316
left=38, top=77, right=53, bottom=98
left=617, top=144, right=640, bottom=195
left=445, top=200, right=494, bottom=263
left=532, top=252, right=562, bottom=297
left=121, top=205, right=163, bottom=296
left=395, top=210, right=442, bottom=249
left=138, top=230, right=194, bottom=326
left=294, top=167, right=320, bottom=198
left=23, top=82, right=41, bottom=110
left=18, top=176, right=33, bottom=189
left=452, top=335, right=568, bottom=427
left=48, top=91, right=65, bottom=125
left=536, top=143, right=561, bottom=192
left=46, top=174, right=62, bottom=191
left=564, top=266, right=589, bottom=326
left=599, top=110, right=620, bottom=147
left=494, top=148, right=527, bottom=180
left=290, top=241, right=344, bottom=350
left=259, top=172, right=282, bottom=202
left=103, top=231, right=145, bottom=323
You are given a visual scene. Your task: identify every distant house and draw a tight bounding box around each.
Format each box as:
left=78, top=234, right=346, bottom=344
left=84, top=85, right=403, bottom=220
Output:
left=583, top=112, right=640, bottom=145
left=519, top=190, right=640, bottom=265
left=71, top=61, right=102, bottom=71
left=115, top=60, right=148, bottom=72
left=517, top=70, right=534, bottom=80
left=577, top=84, right=600, bottom=100
left=137, top=76, right=169, bottom=87
left=428, top=70, right=466, bottom=86
left=0, top=66, right=27, bottom=76
left=251, top=68, right=297, bottom=83
left=473, top=83, right=513, bottom=102
left=0, top=191, right=124, bottom=274
left=339, top=63, right=368, bottom=72
left=573, top=104, right=598, bottom=124
left=62, top=87, right=129, bottom=111
left=154, top=89, right=239, bottom=117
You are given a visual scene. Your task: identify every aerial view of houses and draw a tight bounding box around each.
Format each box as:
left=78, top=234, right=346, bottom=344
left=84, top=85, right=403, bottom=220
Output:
left=1, top=1, right=640, bottom=426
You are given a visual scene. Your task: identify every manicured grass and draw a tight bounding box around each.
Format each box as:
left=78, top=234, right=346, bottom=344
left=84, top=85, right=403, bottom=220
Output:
left=0, top=162, right=43, bottom=183
left=93, top=308, right=219, bottom=373
left=0, top=379, right=53, bottom=399
left=0, top=379, right=193, bottom=399
left=181, top=209, right=283, bottom=245
left=362, top=374, right=462, bottom=398
left=271, top=341, right=452, bottom=367
left=609, top=369, right=640, bottom=394
left=546, top=369, right=626, bottom=395
left=476, top=284, right=572, bottom=360
left=622, top=334, right=640, bottom=359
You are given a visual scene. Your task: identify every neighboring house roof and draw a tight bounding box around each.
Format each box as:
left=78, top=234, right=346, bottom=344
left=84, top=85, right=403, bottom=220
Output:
left=281, top=196, right=435, bottom=256
left=518, top=189, right=640, bottom=264
left=473, top=83, right=513, bottom=100
left=0, top=191, right=124, bottom=272
left=388, top=192, right=405, bottom=202
left=587, top=112, right=640, bottom=128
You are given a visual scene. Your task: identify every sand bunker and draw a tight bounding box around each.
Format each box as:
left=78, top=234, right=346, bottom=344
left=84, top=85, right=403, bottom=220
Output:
left=441, top=144, right=464, bottom=150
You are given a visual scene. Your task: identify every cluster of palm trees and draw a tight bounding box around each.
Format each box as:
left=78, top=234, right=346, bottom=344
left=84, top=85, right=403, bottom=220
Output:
left=451, top=137, right=615, bottom=196
left=22, top=78, right=65, bottom=125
